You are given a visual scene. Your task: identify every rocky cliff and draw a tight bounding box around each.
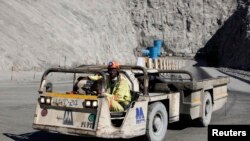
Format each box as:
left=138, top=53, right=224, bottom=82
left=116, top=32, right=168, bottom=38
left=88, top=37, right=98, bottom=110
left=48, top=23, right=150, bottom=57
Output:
left=1, top=0, right=247, bottom=71
left=0, top=0, right=137, bottom=70
left=126, top=0, right=237, bottom=56
left=203, top=0, right=250, bottom=70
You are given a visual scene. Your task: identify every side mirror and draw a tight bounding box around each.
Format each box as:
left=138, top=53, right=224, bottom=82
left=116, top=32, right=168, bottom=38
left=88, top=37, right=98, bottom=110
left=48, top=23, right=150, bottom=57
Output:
left=46, top=82, right=53, bottom=92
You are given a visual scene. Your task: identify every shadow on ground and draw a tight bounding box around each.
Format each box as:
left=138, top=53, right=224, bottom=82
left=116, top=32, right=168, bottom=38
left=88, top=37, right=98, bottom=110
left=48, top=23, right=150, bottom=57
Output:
left=3, top=119, right=204, bottom=141
left=4, top=132, right=87, bottom=141
left=168, top=116, right=203, bottom=130
left=3, top=131, right=144, bottom=141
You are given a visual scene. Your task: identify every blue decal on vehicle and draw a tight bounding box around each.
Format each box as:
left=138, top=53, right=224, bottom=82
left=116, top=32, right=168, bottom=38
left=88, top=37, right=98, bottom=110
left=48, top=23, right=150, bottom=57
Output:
left=136, top=107, right=145, bottom=124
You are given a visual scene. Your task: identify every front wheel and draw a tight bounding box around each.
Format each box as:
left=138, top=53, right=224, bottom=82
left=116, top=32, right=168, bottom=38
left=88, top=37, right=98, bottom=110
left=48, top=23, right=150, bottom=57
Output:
left=199, top=91, right=213, bottom=126
left=145, top=102, right=168, bottom=141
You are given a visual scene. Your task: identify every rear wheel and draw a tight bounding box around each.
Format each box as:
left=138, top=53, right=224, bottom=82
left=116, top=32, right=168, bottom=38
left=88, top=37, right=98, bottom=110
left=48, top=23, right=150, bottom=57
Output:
left=199, top=91, right=213, bottom=126
left=145, top=102, right=168, bottom=141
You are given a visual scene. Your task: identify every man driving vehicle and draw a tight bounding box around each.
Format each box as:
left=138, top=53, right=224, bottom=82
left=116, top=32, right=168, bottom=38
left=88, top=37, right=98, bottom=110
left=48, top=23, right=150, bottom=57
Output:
left=88, top=61, right=131, bottom=112
left=106, top=61, right=131, bottom=112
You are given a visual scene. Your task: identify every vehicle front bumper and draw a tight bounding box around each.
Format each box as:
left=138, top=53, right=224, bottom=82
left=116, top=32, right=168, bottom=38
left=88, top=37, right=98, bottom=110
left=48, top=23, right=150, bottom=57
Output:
left=33, top=124, right=96, bottom=137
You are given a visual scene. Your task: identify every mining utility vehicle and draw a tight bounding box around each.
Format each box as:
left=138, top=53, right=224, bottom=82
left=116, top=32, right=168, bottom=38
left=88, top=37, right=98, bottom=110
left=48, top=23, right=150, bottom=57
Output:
left=33, top=65, right=229, bottom=141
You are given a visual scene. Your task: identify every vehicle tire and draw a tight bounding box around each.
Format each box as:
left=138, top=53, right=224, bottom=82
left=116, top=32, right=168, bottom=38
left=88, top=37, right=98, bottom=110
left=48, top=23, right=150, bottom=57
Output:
left=145, top=102, right=168, bottom=141
left=199, top=91, right=213, bottom=127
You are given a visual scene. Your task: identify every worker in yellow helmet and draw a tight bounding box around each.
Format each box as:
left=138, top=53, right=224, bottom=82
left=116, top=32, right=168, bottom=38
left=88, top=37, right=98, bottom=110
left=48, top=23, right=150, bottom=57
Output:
left=106, top=61, right=131, bottom=112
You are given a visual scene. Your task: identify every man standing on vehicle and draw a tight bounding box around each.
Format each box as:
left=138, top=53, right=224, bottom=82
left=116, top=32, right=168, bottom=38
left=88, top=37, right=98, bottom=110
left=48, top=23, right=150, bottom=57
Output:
left=106, top=61, right=131, bottom=112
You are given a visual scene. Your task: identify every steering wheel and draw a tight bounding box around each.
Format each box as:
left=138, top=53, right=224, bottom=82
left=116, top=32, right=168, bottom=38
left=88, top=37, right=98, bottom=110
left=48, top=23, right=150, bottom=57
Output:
left=81, top=87, right=97, bottom=95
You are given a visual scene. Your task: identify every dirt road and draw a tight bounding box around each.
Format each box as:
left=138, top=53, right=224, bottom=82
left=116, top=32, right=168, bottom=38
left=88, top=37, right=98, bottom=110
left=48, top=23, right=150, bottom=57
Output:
left=0, top=66, right=249, bottom=141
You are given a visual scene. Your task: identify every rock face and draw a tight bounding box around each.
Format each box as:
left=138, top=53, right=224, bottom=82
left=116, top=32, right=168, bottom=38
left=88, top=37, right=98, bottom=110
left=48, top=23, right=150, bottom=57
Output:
left=0, top=0, right=137, bottom=70
left=203, top=0, right=250, bottom=70
left=1, top=0, right=247, bottom=71
left=126, top=0, right=237, bottom=56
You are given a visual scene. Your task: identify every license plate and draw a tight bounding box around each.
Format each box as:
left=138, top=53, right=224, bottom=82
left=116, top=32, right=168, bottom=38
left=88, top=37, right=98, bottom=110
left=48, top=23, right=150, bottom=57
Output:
left=51, top=98, right=84, bottom=108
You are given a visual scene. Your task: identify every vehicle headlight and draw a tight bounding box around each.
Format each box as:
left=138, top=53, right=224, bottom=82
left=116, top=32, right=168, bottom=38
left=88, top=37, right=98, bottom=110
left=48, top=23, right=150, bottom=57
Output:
left=85, top=101, right=91, bottom=107
left=92, top=101, right=98, bottom=108
left=39, top=96, right=51, bottom=105
left=46, top=97, right=51, bottom=104
left=40, top=97, right=45, bottom=104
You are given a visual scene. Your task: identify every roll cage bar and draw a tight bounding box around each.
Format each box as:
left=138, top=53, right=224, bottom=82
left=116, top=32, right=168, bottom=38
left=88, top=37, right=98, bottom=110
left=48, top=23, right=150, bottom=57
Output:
left=39, top=65, right=193, bottom=96
left=39, top=65, right=149, bottom=95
